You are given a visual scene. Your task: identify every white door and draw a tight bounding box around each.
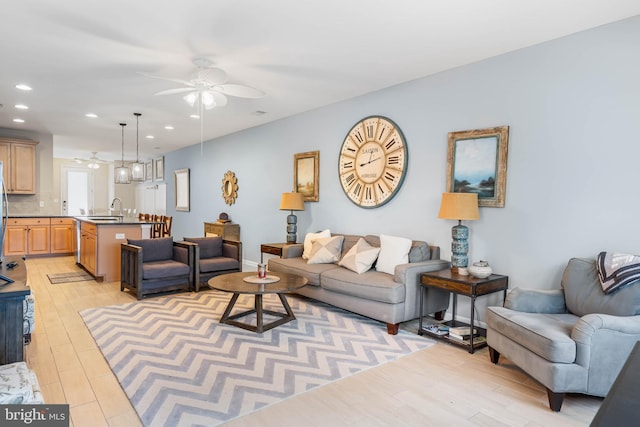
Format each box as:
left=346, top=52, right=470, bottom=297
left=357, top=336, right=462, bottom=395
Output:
left=61, top=167, right=91, bottom=215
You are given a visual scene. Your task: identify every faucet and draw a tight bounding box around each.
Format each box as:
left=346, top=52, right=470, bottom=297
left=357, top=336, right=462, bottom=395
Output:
left=110, top=197, right=123, bottom=217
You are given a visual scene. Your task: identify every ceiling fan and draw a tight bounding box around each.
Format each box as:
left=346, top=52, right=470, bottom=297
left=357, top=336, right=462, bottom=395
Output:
left=140, top=57, right=265, bottom=110
left=74, top=152, right=108, bottom=169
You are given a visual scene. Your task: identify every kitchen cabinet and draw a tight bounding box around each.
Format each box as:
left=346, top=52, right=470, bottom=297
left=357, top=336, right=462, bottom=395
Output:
left=3, top=218, right=50, bottom=256
left=78, top=219, right=142, bottom=282
left=80, top=222, right=97, bottom=276
left=0, top=138, right=38, bottom=194
left=51, top=218, right=76, bottom=254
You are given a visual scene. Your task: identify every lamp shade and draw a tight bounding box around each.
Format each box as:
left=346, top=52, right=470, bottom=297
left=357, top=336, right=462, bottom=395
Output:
left=280, top=192, right=305, bottom=211
left=438, top=192, right=480, bottom=220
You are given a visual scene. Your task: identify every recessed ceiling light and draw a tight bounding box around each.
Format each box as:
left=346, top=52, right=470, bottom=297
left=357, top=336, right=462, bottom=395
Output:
left=15, top=84, right=32, bottom=91
left=13, top=118, right=25, bottom=123
left=252, top=110, right=267, bottom=115
left=189, top=114, right=200, bottom=119
left=85, top=113, right=98, bottom=118
left=14, top=104, right=28, bottom=110
left=164, top=125, right=174, bottom=130
left=146, top=135, right=155, bottom=139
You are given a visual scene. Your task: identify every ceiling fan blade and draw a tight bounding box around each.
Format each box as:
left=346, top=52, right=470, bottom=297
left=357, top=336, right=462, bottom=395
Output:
left=138, top=72, right=195, bottom=87
left=197, top=68, right=227, bottom=85
left=155, top=87, right=196, bottom=96
left=214, top=84, right=265, bottom=98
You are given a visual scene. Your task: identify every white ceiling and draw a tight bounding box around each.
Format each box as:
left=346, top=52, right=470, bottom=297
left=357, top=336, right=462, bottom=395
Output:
left=1, top=1, right=639, bottom=162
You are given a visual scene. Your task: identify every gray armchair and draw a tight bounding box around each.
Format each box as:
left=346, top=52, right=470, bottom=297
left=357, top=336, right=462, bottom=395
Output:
left=486, top=257, right=640, bottom=411
left=183, top=237, right=242, bottom=291
left=121, top=237, right=196, bottom=299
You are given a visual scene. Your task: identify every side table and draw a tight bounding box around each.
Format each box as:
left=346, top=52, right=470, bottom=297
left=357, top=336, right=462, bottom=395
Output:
left=260, top=243, right=289, bottom=263
left=419, top=269, right=508, bottom=354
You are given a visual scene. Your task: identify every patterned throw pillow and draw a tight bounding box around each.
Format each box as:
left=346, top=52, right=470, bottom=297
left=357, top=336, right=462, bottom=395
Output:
left=376, top=234, right=412, bottom=275
left=302, top=229, right=331, bottom=259
left=596, top=251, right=640, bottom=294
left=338, top=238, right=381, bottom=274
left=307, top=236, right=344, bottom=264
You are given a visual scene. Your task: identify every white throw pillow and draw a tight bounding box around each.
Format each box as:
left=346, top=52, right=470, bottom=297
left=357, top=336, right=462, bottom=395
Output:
left=376, top=234, right=412, bottom=275
left=307, top=236, right=344, bottom=264
left=338, top=238, right=381, bottom=274
left=302, top=229, right=331, bottom=259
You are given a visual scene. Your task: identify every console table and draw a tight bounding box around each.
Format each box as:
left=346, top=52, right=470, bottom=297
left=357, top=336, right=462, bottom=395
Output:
left=419, top=269, right=508, bottom=353
left=0, top=257, right=30, bottom=364
left=204, top=222, right=240, bottom=241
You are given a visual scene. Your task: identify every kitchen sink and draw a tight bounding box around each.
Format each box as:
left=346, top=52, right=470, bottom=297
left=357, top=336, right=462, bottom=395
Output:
left=87, top=216, right=123, bottom=222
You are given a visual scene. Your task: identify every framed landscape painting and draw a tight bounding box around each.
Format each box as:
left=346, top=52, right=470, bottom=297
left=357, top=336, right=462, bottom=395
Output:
left=294, top=151, right=319, bottom=202
left=446, top=126, right=509, bottom=208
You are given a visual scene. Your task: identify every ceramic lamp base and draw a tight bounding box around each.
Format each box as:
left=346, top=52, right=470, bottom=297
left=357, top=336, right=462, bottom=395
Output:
left=286, top=213, right=298, bottom=243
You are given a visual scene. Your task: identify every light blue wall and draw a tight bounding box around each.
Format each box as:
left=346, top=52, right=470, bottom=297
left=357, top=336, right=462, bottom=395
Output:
left=166, top=16, right=640, bottom=317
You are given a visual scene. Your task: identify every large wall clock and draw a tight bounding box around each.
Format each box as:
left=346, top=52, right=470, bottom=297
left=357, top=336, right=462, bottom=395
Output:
left=338, top=116, right=408, bottom=208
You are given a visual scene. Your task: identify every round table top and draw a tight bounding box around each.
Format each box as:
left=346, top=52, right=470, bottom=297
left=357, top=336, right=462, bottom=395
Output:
left=208, top=271, right=308, bottom=295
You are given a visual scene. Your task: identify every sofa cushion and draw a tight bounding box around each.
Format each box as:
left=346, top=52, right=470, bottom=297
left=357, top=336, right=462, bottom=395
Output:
left=376, top=234, right=412, bottom=275
left=128, top=237, right=173, bottom=262
left=142, top=260, right=190, bottom=279
left=321, top=268, right=405, bottom=304
left=364, top=235, right=430, bottom=263
left=184, top=236, right=223, bottom=259
left=486, top=306, right=578, bottom=363
left=302, top=229, right=331, bottom=259
left=338, top=237, right=380, bottom=274
left=200, top=257, right=239, bottom=273
left=562, top=257, right=640, bottom=317
left=307, top=236, right=344, bottom=264
left=268, top=256, right=340, bottom=286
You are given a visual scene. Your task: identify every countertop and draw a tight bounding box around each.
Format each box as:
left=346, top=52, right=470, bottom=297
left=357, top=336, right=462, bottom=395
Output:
left=7, top=215, right=163, bottom=225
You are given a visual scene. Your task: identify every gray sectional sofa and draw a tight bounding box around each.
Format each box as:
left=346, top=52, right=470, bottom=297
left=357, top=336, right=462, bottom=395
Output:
left=267, top=233, right=451, bottom=334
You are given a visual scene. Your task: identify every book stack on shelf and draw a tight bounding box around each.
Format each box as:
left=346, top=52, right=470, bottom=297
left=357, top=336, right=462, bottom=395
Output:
left=448, top=326, right=487, bottom=345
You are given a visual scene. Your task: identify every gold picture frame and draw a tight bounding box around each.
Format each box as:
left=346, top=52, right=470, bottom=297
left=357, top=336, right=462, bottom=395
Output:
left=446, top=126, right=509, bottom=208
left=293, top=151, right=319, bottom=202
left=174, top=168, right=190, bottom=212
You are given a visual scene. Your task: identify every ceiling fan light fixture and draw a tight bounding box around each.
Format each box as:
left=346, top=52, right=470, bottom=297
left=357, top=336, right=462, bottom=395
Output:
left=87, top=162, right=100, bottom=169
left=184, top=92, right=198, bottom=107
left=131, top=112, right=145, bottom=182
left=201, top=91, right=216, bottom=108
left=115, top=123, right=130, bottom=184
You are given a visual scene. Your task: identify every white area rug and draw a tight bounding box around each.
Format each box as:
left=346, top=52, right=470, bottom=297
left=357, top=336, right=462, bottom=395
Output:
left=80, top=291, right=433, bottom=426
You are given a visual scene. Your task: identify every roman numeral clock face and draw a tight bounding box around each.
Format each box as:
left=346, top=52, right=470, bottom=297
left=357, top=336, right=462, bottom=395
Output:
left=339, top=116, right=408, bottom=208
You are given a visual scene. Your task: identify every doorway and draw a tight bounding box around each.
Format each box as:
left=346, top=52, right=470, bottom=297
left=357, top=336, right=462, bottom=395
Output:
left=61, top=167, right=92, bottom=215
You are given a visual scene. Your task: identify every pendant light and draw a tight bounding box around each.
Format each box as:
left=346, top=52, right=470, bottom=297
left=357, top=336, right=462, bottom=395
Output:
left=130, top=112, right=145, bottom=181
left=114, top=123, right=131, bottom=184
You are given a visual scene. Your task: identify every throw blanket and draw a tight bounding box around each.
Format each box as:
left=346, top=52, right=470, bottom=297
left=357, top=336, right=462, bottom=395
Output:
left=596, top=251, right=640, bottom=294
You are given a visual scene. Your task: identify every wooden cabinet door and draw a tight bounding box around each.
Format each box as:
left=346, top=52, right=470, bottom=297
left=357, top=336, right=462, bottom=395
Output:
left=3, top=226, right=28, bottom=256
left=80, top=232, right=97, bottom=275
left=11, top=143, right=36, bottom=194
left=27, top=224, right=50, bottom=255
left=0, top=143, right=10, bottom=189
left=51, top=219, right=76, bottom=254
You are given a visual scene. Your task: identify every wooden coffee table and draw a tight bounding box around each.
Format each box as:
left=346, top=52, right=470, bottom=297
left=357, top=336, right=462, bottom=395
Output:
left=208, top=271, right=307, bottom=333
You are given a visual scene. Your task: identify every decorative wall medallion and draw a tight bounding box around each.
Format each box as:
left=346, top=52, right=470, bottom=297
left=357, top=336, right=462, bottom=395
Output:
left=221, top=170, right=238, bottom=205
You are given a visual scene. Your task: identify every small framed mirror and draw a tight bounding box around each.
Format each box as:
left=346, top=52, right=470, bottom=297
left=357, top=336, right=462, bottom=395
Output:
left=222, top=171, right=238, bottom=205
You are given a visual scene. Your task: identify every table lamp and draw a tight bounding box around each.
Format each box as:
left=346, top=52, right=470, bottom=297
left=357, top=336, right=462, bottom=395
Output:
left=280, top=192, right=305, bottom=243
left=438, top=192, right=480, bottom=274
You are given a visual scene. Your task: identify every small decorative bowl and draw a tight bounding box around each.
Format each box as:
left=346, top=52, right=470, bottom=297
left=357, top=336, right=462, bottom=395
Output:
left=469, top=261, right=492, bottom=279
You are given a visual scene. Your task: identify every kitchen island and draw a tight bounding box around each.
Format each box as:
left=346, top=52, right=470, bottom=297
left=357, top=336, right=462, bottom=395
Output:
left=76, top=217, right=160, bottom=282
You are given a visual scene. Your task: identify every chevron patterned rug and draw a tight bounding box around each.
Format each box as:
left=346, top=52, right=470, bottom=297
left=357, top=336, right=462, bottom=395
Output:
left=80, top=291, right=434, bottom=426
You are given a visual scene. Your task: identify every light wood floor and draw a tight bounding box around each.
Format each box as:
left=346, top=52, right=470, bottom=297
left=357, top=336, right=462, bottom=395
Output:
left=24, top=256, right=601, bottom=426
